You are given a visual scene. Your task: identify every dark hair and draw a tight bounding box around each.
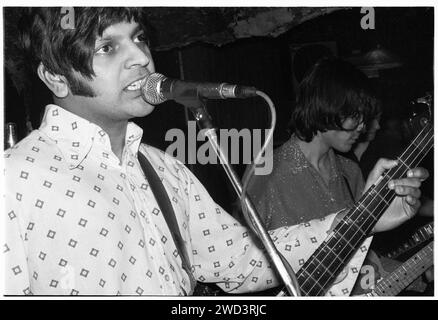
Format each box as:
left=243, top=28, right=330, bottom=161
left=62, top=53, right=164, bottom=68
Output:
left=290, top=57, right=381, bottom=142
left=18, top=7, right=150, bottom=83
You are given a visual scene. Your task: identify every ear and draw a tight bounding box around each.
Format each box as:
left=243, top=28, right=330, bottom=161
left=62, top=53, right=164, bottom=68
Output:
left=37, top=63, right=69, bottom=98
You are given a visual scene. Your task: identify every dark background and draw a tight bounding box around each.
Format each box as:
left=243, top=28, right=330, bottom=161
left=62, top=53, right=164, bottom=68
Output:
left=3, top=7, right=434, bottom=245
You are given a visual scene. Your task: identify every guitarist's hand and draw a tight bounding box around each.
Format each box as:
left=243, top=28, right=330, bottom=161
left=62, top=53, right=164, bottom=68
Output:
left=364, top=159, right=429, bottom=234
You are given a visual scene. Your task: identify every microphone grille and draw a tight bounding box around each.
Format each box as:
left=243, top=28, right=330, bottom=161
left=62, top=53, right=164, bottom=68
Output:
left=141, top=72, right=167, bottom=105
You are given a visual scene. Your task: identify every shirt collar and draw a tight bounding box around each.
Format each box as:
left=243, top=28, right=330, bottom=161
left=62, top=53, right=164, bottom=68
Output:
left=283, top=135, right=340, bottom=178
left=39, top=104, right=143, bottom=169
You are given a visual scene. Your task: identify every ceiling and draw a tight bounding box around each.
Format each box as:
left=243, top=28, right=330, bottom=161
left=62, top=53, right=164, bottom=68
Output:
left=141, top=7, right=342, bottom=50
left=4, top=7, right=342, bottom=52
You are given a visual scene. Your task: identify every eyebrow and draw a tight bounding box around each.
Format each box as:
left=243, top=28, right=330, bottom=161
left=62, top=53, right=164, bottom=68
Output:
left=96, top=25, right=144, bottom=43
left=130, top=25, right=144, bottom=37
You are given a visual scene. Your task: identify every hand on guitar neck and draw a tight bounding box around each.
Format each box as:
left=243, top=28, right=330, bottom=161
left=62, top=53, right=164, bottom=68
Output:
left=330, top=160, right=428, bottom=234
left=361, top=158, right=429, bottom=234
left=291, top=120, right=432, bottom=297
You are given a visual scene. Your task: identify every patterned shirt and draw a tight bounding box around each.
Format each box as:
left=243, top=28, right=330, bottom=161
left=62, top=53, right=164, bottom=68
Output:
left=4, top=104, right=369, bottom=296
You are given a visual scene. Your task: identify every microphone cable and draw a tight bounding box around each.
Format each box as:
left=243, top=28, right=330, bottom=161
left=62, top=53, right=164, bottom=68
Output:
left=239, top=91, right=301, bottom=297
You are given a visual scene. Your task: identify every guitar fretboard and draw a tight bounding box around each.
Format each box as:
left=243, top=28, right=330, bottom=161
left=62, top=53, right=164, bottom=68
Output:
left=296, top=122, right=433, bottom=296
left=369, top=241, right=434, bottom=296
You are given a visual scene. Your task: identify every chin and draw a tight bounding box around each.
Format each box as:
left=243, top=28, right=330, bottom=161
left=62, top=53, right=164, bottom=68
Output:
left=338, top=144, right=353, bottom=153
left=132, top=100, right=155, bottom=117
left=141, top=104, right=155, bottom=116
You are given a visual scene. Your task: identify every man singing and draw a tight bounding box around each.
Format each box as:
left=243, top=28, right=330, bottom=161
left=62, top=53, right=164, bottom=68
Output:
left=4, top=7, right=428, bottom=296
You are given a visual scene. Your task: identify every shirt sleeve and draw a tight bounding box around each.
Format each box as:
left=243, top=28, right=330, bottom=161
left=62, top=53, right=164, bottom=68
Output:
left=181, top=166, right=371, bottom=296
left=3, top=175, right=32, bottom=295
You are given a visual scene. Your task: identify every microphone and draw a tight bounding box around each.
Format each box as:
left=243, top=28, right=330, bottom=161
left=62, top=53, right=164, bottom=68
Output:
left=141, top=73, right=258, bottom=105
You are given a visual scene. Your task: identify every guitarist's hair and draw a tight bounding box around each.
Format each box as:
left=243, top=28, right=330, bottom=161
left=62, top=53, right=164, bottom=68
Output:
left=290, top=57, right=381, bottom=142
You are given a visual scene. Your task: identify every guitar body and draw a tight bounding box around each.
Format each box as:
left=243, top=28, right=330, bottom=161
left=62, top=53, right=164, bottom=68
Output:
left=352, top=240, right=433, bottom=296
left=367, top=241, right=434, bottom=296
left=353, top=224, right=434, bottom=296
left=351, top=250, right=390, bottom=295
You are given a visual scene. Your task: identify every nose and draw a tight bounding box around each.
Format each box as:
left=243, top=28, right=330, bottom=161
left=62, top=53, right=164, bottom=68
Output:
left=125, top=42, right=152, bottom=70
left=375, top=121, right=381, bottom=131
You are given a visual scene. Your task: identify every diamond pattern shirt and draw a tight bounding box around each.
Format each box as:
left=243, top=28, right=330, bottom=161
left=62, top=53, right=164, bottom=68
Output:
left=4, top=104, right=370, bottom=296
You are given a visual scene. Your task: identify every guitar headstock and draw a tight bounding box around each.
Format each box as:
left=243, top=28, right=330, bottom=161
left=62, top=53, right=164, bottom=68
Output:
left=405, top=93, right=433, bottom=140
left=409, top=93, right=432, bottom=126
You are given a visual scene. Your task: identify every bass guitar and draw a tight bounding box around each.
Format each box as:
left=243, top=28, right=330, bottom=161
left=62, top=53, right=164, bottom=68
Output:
left=278, top=119, right=433, bottom=296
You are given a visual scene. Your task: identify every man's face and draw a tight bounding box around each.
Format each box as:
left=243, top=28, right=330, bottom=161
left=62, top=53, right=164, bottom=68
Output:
left=364, top=118, right=381, bottom=142
left=321, top=117, right=364, bottom=152
left=67, top=20, right=155, bottom=125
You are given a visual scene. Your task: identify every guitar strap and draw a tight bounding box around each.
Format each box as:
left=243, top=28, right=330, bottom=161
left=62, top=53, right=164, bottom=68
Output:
left=137, top=151, right=196, bottom=295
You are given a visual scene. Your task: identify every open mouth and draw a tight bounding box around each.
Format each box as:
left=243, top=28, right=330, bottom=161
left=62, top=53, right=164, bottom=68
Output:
left=125, top=76, right=147, bottom=91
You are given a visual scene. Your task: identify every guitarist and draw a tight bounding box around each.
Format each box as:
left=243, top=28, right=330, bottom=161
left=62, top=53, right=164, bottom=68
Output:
left=245, top=58, right=429, bottom=296
left=3, top=9, right=428, bottom=296
left=349, top=96, right=434, bottom=295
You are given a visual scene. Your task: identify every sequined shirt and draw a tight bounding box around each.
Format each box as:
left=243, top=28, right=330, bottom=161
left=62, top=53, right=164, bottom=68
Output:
left=247, top=135, right=365, bottom=229
left=4, top=105, right=370, bottom=296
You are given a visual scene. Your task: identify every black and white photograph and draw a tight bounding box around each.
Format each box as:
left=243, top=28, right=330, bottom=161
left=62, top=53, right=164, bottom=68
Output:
left=2, top=2, right=434, bottom=305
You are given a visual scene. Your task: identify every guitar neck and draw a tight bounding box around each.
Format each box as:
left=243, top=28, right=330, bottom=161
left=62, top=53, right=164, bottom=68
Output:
left=368, top=241, right=434, bottom=296
left=387, top=222, right=434, bottom=259
left=296, top=122, right=433, bottom=296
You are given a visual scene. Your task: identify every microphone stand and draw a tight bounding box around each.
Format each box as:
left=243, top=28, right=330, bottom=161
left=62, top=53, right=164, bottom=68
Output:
left=186, top=100, right=300, bottom=297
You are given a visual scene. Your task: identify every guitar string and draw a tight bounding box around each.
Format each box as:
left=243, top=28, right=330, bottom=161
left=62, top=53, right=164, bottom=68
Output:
left=371, top=248, right=432, bottom=296
left=278, top=124, right=433, bottom=295
left=375, top=242, right=432, bottom=294
left=298, top=128, right=432, bottom=294
left=311, top=131, right=433, bottom=295
left=310, top=126, right=434, bottom=295
left=299, top=123, right=433, bottom=295
left=379, top=246, right=433, bottom=293
left=375, top=242, right=433, bottom=296
left=378, top=242, right=433, bottom=292
left=309, top=126, right=434, bottom=295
